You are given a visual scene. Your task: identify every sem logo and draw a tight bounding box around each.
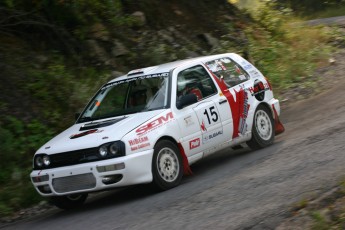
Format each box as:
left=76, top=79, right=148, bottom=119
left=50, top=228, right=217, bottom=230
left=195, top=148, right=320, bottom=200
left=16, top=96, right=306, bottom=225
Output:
left=189, top=138, right=200, bottom=150
left=136, top=112, right=174, bottom=135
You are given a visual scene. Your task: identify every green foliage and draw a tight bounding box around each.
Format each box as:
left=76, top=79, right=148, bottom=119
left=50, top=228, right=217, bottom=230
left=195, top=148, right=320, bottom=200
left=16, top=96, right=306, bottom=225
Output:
left=243, top=1, right=331, bottom=91
left=0, top=48, right=109, bottom=215
left=305, top=5, right=345, bottom=19
left=0, top=117, right=53, bottom=215
left=1, top=0, right=133, bottom=28
left=311, top=211, right=331, bottom=230
left=0, top=182, right=43, bottom=216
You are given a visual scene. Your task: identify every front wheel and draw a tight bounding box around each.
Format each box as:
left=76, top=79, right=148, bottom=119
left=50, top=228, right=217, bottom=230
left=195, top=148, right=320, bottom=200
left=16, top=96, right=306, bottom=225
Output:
left=247, top=104, right=275, bottom=150
left=152, top=140, right=183, bottom=191
left=50, top=193, right=88, bottom=210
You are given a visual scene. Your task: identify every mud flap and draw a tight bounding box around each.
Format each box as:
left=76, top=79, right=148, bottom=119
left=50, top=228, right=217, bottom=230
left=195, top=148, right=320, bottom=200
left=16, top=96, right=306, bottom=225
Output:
left=272, top=105, right=285, bottom=135
left=178, top=143, right=193, bottom=175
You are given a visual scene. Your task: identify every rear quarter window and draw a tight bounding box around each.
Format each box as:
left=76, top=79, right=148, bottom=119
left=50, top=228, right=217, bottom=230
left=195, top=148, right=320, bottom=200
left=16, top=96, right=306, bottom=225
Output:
left=206, top=57, right=250, bottom=87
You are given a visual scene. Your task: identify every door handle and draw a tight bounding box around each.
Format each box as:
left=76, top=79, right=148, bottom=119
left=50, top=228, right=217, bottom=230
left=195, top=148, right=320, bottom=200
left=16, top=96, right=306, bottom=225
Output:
left=219, top=99, right=228, bottom=105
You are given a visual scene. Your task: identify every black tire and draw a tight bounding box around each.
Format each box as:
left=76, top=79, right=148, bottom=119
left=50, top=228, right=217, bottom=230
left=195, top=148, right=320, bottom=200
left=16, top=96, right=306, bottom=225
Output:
left=50, top=193, right=88, bottom=210
left=152, top=140, right=183, bottom=191
left=247, top=104, right=275, bottom=150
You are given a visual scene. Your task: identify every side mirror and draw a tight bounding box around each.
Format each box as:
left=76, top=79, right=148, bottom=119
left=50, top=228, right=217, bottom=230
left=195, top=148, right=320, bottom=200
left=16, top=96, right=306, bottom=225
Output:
left=176, top=94, right=198, bottom=109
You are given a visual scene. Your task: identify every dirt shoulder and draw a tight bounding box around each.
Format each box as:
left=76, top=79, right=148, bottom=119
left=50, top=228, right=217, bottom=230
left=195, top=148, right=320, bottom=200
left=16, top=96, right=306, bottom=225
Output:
left=278, top=48, right=345, bottom=109
left=275, top=48, right=345, bottom=229
left=276, top=185, right=345, bottom=229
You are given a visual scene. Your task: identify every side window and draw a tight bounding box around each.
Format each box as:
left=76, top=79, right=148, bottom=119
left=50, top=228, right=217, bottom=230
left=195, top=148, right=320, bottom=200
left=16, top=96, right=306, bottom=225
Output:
left=205, top=57, right=249, bottom=87
left=176, top=65, right=217, bottom=105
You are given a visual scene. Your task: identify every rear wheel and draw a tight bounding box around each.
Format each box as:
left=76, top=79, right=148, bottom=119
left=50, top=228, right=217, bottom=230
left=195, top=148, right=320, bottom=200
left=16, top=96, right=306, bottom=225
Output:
left=50, top=193, right=88, bottom=210
left=152, top=140, right=183, bottom=191
left=247, top=104, right=275, bottom=150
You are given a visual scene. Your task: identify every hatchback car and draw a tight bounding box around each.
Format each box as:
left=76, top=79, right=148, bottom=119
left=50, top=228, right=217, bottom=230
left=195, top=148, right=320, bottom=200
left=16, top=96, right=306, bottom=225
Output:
left=31, top=53, right=284, bottom=209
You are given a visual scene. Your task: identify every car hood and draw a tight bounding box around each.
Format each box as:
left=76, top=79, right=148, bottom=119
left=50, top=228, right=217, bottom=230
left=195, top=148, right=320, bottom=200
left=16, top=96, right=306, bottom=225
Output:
left=37, top=110, right=166, bottom=155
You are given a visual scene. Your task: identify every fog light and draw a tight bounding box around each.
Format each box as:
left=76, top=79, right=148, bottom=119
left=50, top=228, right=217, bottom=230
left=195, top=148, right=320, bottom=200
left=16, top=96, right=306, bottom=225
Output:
left=97, top=163, right=125, bottom=172
left=102, top=175, right=123, bottom=185
left=37, top=185, right=52, bottom=194
left=32, top=175, right=49, bottom=183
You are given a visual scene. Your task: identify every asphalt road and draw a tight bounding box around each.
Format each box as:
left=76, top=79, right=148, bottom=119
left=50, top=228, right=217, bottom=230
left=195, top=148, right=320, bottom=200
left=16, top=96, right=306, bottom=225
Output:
left=1, top=69, right=345, bottom=230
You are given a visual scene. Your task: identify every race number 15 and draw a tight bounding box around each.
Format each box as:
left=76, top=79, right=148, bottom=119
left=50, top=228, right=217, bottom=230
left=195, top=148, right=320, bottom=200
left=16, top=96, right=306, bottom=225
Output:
left=203, top=106, right=219, bottom=124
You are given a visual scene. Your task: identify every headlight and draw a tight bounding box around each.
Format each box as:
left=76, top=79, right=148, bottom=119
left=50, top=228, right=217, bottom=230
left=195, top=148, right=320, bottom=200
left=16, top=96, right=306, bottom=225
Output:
left=109, top=143, right=120, bottom=155
left=34, top=154, right=50, bottom=169
left=43, top=155, right=50, bottom=166
left=99, top=145, right=108, bottom=157
left=35, top=156, right=43, bottom=167
left=98, top=141, right=125, bottom=158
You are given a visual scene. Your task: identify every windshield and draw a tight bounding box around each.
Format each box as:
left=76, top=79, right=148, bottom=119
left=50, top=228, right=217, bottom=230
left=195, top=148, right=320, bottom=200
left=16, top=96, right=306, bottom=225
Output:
left=78, top=73, right=170, bottom=123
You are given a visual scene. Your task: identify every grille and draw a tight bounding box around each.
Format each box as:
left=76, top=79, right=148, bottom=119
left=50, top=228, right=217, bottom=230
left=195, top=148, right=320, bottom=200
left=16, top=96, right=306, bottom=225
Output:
left=52, top=173, right=96, bottom=193
left=33, top=141, right=125, bottom=170
left=49, top=148, right=99, bottom=168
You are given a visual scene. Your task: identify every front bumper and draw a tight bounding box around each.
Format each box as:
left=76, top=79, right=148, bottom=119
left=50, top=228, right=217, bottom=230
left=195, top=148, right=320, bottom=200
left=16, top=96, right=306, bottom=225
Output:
left=30, top=149, right=153, bottom=196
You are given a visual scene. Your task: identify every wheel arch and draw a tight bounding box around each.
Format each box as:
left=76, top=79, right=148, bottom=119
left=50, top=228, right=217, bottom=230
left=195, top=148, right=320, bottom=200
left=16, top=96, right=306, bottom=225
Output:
left=257, top=102, right=274, bottom=120
left=154, top=135, right=192, bottom=176
left=154, top=135, right=179, bottom=148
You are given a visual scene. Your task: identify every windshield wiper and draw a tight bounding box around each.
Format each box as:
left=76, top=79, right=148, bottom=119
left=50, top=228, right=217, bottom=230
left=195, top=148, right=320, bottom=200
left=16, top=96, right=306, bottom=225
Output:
left=78, top=116, right=93, bottom=122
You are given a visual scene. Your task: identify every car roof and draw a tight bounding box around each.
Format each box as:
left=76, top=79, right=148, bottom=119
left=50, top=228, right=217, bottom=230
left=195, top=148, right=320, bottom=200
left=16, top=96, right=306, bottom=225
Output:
left=108, top=53, right=237, bottom=83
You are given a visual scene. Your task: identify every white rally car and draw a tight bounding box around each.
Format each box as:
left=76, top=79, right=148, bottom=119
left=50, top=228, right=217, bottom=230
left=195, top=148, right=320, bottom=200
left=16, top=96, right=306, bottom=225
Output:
left=31, top=53, right=284, bottom=209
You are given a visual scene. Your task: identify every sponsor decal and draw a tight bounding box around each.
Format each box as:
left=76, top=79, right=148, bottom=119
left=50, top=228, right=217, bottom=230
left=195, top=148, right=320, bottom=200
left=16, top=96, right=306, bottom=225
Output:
left=128, top=136, right=149, bottom=146
left=136, top=112, right=174, bottom=135
left=130, top=142, right=150, bottom=151
left=249, top=70, right=260, bottom=77
left=241, top=60, right=254, bottom=70
left=242, top=64, right=253, bottom=70
left=70, top=129, right=103, bottom=139
left=102, top=72, right=169, bottom=90
left=248, top=80, right=269, bottom=101
left=189, top=138, right=201, bottom=150
left=238, top=89, right=250, bottom=135
left=203, top=128, right=223, bottom=143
